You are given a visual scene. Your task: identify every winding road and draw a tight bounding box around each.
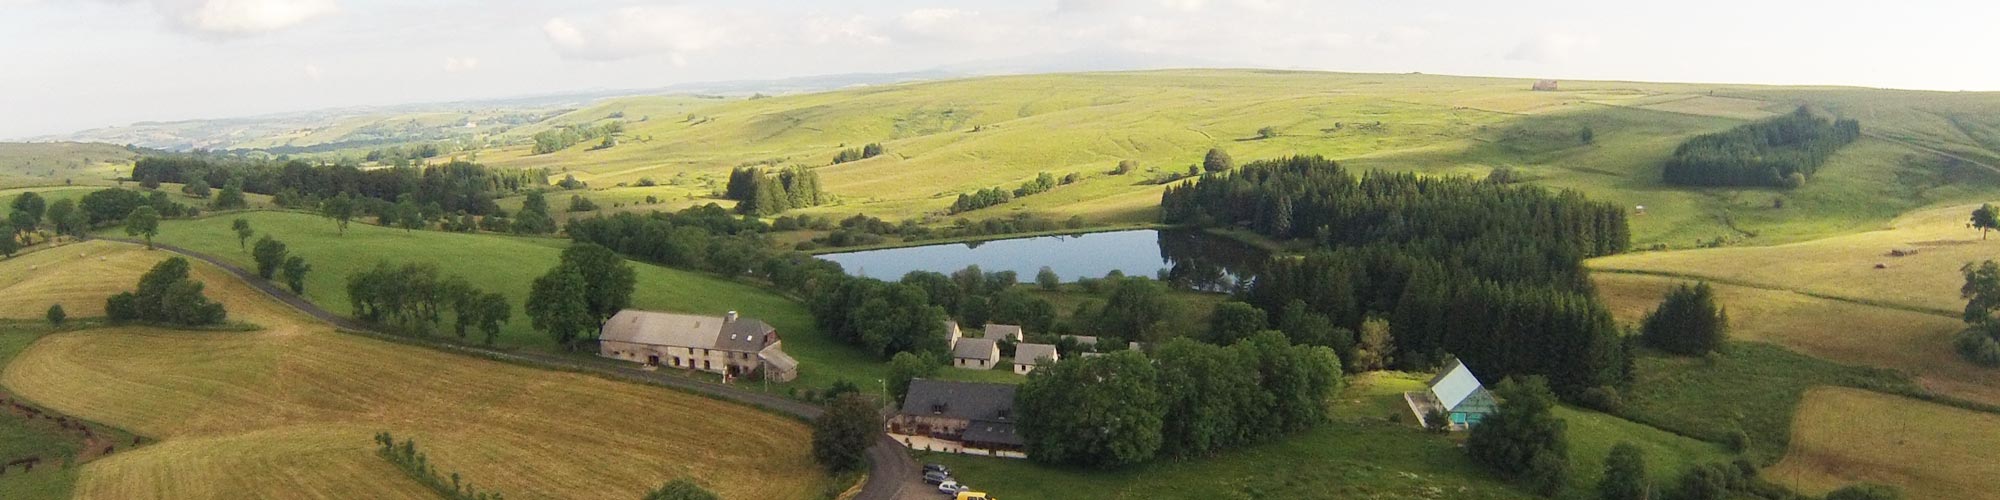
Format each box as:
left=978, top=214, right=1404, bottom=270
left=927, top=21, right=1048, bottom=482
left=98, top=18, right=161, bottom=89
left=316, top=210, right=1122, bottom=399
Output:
left=100, top=238, right=927, bottom=500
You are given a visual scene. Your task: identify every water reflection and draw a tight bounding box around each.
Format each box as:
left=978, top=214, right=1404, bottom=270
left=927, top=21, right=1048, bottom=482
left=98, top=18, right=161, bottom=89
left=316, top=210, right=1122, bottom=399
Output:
left=817, top=229, right=1267, bottom=291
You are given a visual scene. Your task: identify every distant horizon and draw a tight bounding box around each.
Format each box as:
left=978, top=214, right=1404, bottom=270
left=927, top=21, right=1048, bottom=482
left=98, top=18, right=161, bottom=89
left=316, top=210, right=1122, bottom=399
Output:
left=19, top=64, right=1995, bottom=143
left=10, top=0, right=2000, bottom=140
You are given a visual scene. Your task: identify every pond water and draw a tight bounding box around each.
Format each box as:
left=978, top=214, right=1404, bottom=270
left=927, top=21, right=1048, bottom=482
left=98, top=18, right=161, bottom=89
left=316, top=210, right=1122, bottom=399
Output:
left=817, top=229, right=1269, bottom=289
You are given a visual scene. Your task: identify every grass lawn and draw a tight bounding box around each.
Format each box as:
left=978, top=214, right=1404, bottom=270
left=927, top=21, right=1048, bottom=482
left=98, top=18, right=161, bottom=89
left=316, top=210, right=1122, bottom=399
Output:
left=0, top=241, right=837, bottom=499
left=927, top=371, right=1727, bottom=500
left=1766, top=387, right=2000, bottom=499
left=132, top=210, right=883, bottom=391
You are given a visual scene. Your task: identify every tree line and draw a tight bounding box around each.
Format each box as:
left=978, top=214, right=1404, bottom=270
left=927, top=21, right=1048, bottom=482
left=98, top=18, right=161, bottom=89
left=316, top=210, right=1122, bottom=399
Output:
left=831, top=143, right=884, bottom=164
left=132, top=155, right=546, bottom=216
left=346, top=261, right=511, bottom=343
left=724, top=165, right=827, bottom=216
left=531, top=122, right=623, bottom=155
left=1015, top=334, right=1342, bottom=467
left=950, top=172, right=1064, bottom=214
left=1661, top=106, right=1860, bottom=188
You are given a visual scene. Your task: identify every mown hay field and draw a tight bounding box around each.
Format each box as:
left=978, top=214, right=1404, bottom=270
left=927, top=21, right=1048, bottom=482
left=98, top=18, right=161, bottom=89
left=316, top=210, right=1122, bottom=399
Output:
left=0, top=241, right=835, bottom=499
left=1591, top=201, right=2000, bottom=314
left=1767, top=387, right=2000, bottom=499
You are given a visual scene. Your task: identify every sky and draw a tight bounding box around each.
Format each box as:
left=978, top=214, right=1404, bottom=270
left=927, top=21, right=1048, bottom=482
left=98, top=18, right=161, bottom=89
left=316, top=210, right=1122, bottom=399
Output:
left=3, top=0, right=1998, bottom=139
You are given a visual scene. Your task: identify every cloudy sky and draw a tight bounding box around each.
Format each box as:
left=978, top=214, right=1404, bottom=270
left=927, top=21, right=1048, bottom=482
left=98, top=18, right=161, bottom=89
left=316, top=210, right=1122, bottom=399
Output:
left=3, top=0, right=1997, bottom=139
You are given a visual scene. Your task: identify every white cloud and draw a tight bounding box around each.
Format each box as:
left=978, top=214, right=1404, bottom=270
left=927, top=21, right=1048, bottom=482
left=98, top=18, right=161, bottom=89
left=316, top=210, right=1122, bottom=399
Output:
left=302, top=63, right=323, bottom=80
left=542, top=6, right=743, bottom=62
left=897, top=8, right=1005, bottom=43
left=443, top=57, right=480, bottom=73
left=1506, top=32, right=1594, bottom=63
left=150, top=0, right=338, bottom=38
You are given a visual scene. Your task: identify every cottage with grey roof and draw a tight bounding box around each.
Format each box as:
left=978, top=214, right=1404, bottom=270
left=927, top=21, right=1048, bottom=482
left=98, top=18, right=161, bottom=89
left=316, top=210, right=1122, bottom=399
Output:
left=953, top=338, right=1000, bottom=370
left=1012, top=343, right=1059, bottom=375
left=984, top=324, right=1024, bottom=342
left=598, top=309, right=797, bottom=382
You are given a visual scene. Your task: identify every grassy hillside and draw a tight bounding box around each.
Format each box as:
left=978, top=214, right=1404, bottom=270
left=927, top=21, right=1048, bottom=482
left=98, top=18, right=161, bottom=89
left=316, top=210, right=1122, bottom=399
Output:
left=0, top=240, right=835, bottom=499
left=0, top=142, right=135, bottom=189
left=1591, top=201, right=1997, bottom=314
left=472, top=70, right=2000, bottom=248
left=1767, top=387, right=2000, bottom=499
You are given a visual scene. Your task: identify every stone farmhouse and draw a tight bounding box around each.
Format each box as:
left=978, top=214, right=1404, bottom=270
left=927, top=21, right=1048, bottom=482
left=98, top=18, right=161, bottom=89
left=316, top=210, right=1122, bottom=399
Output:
left=598, top=309, right=799, bottom=382
left=889, top=379, right=1025, bottom=458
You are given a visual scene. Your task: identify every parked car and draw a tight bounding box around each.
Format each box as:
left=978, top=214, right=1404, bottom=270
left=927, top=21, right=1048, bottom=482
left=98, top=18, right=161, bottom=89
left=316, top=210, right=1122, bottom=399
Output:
left=922, top=471, right=951, bottom=485
left=938, top=481, right=968, bottom=495
left=954, top=492, right=990, bottom=500
left=923, top=463, right=950, bottom=475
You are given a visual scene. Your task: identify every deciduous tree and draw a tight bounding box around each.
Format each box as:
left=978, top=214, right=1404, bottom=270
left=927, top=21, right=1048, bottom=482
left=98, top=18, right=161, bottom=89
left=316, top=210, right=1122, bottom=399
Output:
left=886, top=351, right=939, bottom=404
left=124, top=205, right=160, bottom=249
left=320, top=192, right=355, bottom=235
left=1017, top=350, right=1164, bottom=468
left=810, top=393, right=881, bottom=472
left=281, top=255, right=311, bottom=293
left=232, top=218, right=254, bottom=251
left=1202, top=147, right=1234, bottom=173
left=1598, top=442, right=1648, bottom=500
left=1467, top=376, right=1571, bottom=497
left=252, top=236, right=288, bottom=279
left=526, top=267, right=593, bottom=350
left=1974, top=203, right=1999, bottom=240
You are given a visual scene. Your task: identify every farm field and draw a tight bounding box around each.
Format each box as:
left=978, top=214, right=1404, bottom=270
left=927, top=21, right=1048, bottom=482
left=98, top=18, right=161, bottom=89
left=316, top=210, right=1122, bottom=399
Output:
left=930, top=372, right=1728, bottom=500
left=1590, top=201, right=2000, bottom=314
left=1766, top=387, right=2000, bottom=499
left=1592, top=273, right=1999, bottom=406
left=0, top=240, right=837, bottom=499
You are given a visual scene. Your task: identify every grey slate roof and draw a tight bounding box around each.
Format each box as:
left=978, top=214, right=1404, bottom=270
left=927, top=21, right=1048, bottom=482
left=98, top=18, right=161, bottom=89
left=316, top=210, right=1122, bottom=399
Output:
left=960, top=420, right=1023, bottom=447
left=984, top=324, right=1023, bottom=340
left=1014, top=343, right=1059, bottom=366
left=953, top=338, right=999, bottom=361
left=599, top=309, right=775, bottom=353
left=900, top=379, right=1018, bottom=423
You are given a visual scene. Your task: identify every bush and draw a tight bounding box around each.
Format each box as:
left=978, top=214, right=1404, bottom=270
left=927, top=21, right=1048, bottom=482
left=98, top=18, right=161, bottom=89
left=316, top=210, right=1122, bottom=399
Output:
left=46, top=304, right=65, bottom=326
left=1724, top=429, right=1751, bottom=453
left=811, top=394, right=880, bottom=472
left=1578, top=386, right=1624, bottom=414
left=1955, top=330, right=2000, bottom=367
left=1825, top=483, right=1901, bottom=500
left=104, top=257, right=227, bottom=326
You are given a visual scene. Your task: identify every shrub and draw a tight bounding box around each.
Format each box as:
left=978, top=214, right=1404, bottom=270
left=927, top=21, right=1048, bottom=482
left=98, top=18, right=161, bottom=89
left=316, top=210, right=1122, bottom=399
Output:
left=1825, top=483, right=1901, bottom=500
left=46, top=304, right=65, bottom=327
left=1640, top=282, right=1728, bottom=356
left=1578, top=386, right=1624, bottom=414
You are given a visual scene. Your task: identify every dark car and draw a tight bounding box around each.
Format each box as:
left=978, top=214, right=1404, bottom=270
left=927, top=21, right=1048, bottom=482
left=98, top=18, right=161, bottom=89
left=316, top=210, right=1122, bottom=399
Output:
left=924, top=463, right=951, bottom=475
left=923, top=470, right=951, bottom=485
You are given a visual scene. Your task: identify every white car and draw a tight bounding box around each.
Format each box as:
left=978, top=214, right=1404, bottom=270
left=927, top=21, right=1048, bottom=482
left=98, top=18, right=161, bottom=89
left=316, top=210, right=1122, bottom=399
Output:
left=938, top=481, right=968, bottom=495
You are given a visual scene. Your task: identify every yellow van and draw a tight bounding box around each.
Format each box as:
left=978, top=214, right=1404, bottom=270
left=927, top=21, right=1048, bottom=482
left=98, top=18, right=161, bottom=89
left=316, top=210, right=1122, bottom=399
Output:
left=954, top=492, right=990, bottom=500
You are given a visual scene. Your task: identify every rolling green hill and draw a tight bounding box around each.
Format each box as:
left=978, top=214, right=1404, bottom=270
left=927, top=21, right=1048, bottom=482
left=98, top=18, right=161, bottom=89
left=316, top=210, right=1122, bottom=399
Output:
left=0, top=142, right=137, bottom=189
left=476, top=70, right=2000, bottom=248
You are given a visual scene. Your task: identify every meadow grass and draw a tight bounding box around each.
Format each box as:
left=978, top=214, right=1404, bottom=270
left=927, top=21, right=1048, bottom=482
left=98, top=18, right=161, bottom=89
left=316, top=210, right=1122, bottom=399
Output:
left=0, top=242, right=835, bottom=499
left=1592, top=273, right=2000, bottom=406
left=0, top=142, right=135, bottom=187
left=1766, top=387, right=2000, bottom=499
left=1619, top=343, right=1913, bottom=464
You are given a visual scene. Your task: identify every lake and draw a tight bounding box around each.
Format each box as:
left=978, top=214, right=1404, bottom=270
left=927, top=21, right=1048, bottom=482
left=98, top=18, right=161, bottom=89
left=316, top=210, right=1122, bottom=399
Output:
left=817, top=229, right=1269, bottom=289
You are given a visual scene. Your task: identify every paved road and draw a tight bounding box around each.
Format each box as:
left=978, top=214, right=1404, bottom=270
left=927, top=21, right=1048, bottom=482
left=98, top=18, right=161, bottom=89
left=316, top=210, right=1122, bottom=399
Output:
left=102, top=238, right=928, bottom=500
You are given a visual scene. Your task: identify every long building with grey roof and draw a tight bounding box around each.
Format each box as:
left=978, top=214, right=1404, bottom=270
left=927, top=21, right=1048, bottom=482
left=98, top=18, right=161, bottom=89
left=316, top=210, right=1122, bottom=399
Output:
left=598, top=309, right=798, bottom=382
